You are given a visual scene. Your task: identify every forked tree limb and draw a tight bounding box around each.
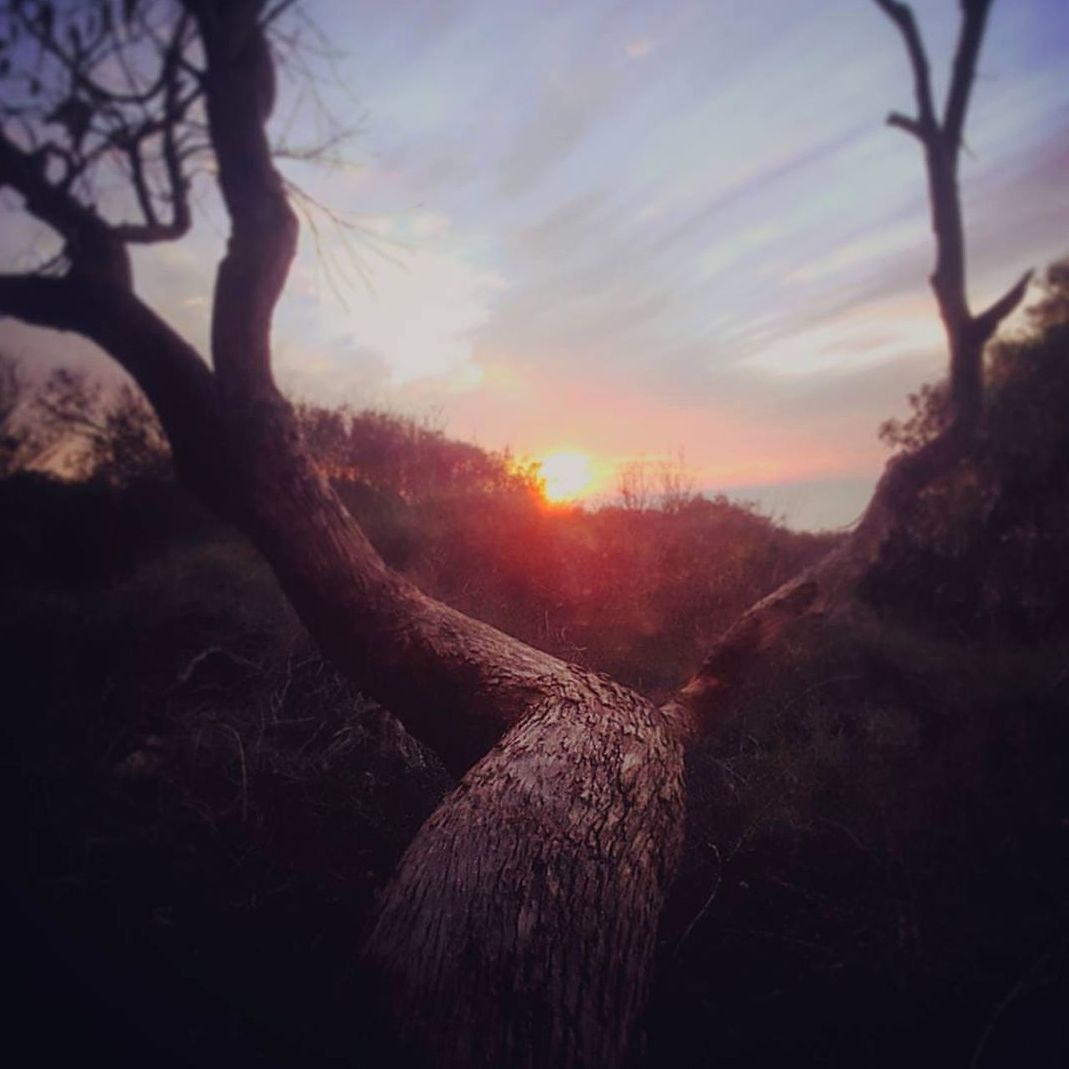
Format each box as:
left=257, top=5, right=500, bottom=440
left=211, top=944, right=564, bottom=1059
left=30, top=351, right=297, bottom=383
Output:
left=182, top=0, right=298, bottom=403
left=0, top=273, right=226, bottom=505
left=0, top=274, right=584, bottom=780
left=873, top=0, right=1028, bottom=430
left=943, top=0, right=994, bottom=151
left=0, top=3, right=1038, bottom=1066
left=0, top=129, right=131, bottom=286
left=669, top=418, right=971, bottom=737
left=873, top=0, right=938, bottom=136
left=973, top=268, right=1034, bottom=343
left=0, top=3, right=600, bottom=778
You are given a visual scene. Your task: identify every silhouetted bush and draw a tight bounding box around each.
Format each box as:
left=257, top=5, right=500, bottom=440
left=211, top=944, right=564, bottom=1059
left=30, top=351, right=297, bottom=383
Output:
left=868, top=259, right=1069, bottom=638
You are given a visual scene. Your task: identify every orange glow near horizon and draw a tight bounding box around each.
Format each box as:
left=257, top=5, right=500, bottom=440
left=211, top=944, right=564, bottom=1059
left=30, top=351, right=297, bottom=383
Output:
left=538, top=449, right=598, bottom=503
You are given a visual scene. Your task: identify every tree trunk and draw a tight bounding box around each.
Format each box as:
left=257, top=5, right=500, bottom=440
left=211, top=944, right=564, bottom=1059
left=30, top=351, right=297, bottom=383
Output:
left=365, top=674, right=687, bottom=1069
left=0, top=5, right=1035, bottom=1067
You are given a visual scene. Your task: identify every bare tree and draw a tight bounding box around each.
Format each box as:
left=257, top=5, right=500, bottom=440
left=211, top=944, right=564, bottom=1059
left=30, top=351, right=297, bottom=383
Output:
left=0, top=351, right=38, bottom=473
left=0, top=1, right=1030, bottom=1065
left=26, top=365, right=171, bottom=481
left=617, top=449, right=695, bottom=513
left=873, top=0, right=1032, bottom=432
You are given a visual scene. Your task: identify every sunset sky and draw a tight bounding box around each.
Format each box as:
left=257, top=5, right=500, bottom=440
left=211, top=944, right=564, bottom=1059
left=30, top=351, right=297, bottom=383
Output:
left=1, top=0, right=1067, bottom=527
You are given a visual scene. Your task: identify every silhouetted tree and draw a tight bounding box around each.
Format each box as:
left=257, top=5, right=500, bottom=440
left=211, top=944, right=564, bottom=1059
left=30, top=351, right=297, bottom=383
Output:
left=869, top=259, right=1069, bottom=634
left=873, top=0, right=1032, bottom=433
left=25, top=366, right=171, bottom=482
left=0, top=352, right=36, bottom=474
left=0, top=1, right=1036, bottom=1065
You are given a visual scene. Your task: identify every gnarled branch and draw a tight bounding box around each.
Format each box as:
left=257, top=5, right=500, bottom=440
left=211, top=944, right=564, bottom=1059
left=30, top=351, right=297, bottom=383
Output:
left=183, top=0, right=298, bottom=402
left=0, top=127, right=130, bottom=285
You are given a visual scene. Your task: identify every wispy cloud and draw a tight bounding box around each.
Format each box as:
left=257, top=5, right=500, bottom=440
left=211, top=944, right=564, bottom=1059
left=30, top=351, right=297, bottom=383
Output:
left=4, top=0, right=1066, bottom=528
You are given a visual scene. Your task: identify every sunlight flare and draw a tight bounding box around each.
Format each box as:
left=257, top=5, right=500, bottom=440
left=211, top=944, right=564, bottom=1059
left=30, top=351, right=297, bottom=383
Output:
left=538, top=449, right=597, bottom=502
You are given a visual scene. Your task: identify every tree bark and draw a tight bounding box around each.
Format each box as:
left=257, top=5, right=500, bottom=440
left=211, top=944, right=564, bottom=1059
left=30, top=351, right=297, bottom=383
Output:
left=365, top=673, right=687, bottom=1069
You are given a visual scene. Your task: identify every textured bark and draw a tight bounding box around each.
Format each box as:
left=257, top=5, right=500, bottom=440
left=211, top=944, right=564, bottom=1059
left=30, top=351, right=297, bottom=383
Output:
left=365, top=672, right=686, bottom=1069
left=225, top=390, right=589, bottom=774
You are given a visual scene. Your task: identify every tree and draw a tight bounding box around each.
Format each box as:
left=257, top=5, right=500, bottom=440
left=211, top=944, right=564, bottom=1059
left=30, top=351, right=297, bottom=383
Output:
left=868, top=259, right=1069, bottom=635
left=0, top=351, right=38, bottom=474
left=20, top=364, right=171, bottom=481
left=872, top=0, right=1032, bottom=433
left=616, top=450, right=695, bottom=513
left=0, top=1, right=1033, bottom=1065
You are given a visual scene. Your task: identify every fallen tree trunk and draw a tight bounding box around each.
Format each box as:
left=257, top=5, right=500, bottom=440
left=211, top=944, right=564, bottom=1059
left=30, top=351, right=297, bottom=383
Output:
left=366, top=673, right=686, bottom=1069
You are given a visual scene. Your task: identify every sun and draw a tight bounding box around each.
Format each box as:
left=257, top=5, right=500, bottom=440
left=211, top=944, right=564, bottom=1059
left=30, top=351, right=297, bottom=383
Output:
left=538, top=449, right=596, bottom=503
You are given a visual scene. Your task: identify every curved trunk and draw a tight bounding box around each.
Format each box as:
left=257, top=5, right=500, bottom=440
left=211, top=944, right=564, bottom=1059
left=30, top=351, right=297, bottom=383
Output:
left=365, top=673, right=687, bottom=1069
left=226, top=390, right=589, bottom=776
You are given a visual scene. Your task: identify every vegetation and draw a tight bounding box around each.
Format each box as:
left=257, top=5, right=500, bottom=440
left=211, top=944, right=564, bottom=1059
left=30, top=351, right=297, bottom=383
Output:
left=4, top=266, right=1069, bottom=1062
left=1, top=0, right=1065, bottom=1065
left=870, top=260, right=1069, bottom=638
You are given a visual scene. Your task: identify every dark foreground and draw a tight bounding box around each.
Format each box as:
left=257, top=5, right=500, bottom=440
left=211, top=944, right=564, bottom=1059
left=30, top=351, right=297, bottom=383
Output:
left=3, top=472, right=1068, bottom=1067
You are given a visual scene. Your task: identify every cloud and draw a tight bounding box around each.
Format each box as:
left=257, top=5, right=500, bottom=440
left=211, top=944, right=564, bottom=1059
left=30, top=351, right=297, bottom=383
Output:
left=277, top=211, right=506, bottom=392
left=497, top=68, right=622, bottom=198
left=743, top=292, right=944, bottom=375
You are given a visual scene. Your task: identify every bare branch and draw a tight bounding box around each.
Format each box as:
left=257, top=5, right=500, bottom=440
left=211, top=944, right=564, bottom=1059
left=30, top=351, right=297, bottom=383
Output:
left=872, top=0, right=1004, bottom=427
left=872, top=0, right=938, bottom=136
left=183, top=0, right=298, bottom=400
left=886, top=110, right=927, bottom=142
left=973, top=268, right=1034, bottom=343
left=943, top=0, right=994, bottom=153
left=112, top=19, right=196, bottom=244
left=125, top=139, right=159, bottom=228
left=1, top=2, right=204, bottom=256
left=0, top=271, right=225, bottom=505
left=0, top=126, right=129, bottom=284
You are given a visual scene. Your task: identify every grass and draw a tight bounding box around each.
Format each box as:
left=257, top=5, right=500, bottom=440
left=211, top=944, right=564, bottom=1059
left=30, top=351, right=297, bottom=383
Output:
left=3, top=473, right=1067, bottom=1066
left=648, top=611, right=1069, bottom=1067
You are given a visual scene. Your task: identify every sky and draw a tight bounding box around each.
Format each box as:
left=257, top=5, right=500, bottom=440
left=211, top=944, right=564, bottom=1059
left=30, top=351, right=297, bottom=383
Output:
left=1, top=0, right=1067, bottom=528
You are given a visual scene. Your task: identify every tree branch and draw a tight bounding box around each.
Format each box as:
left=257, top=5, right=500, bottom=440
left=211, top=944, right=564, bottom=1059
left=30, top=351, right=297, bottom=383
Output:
left=943, top=0, right=994, bottom=153
left=0, top=272, right=225, bottom=507
left=973, top=268, right=1034, bottom=343
left=669, top=419, right=970, bottom=737
left=0, top=127, right=130, bottom=286
left=873, top=0, right=1007, bottom=428
left=112, top=43, right=196, bottom=245
left=886, top=110, right=928, bottom=143
left=183, top=0, right=298, bottom=402
left=872, top=0, right=938, bottom=136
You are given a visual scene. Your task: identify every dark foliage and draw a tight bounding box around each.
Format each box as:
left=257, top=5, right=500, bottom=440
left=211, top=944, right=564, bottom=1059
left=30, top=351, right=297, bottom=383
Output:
left=867, top=259, right=1069, bottom=638
left=4, top=280, right=1069, bottom=1065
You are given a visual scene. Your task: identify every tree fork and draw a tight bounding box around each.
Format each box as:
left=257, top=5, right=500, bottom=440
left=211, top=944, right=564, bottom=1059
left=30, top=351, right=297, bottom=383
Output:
left=0, top=2, right=1036, bottom=1066
left=874, top=0, right=1030, bottom=430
